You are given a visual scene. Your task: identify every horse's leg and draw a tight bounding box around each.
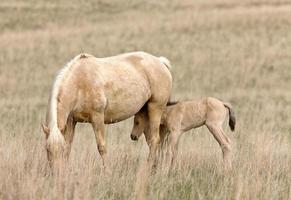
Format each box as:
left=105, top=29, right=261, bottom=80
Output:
left=171, top=132, right=181, bottom=168
left=158, top=126, right=168, bottom=166
left=165, top=130, right=181, bottom=170
left=217, top=114, right=232, bottom=157
left=91, top=112, right=107, bottom=171
left=219, top=109, right=231, bottom=144
left=220, top=126, right=231, bottom=144
left=63, top=115, right=77, bottom=160
left=166, top=112, right=183, bottom=170
left=206, top=122, right=232, bottom=168
left=218, top=126, right=232, bottom=168
left=146, top=102, right=164, bottom=168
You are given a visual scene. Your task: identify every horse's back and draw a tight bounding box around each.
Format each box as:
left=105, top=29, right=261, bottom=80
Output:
left=94, top=51, right=172, bottom=114
left=66, top=52, right=172, bottom=123
left=205, top=97, right=226, bottom=114
left=205, top=97, right=228, bottom=124
left=177, top=100, right=207, bottom=131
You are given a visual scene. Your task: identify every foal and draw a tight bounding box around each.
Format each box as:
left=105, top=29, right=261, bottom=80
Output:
left=130, top=97, right=236, bottom=168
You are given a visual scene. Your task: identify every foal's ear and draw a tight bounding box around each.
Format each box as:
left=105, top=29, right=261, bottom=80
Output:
left=41, top=124, right=50, bottom=136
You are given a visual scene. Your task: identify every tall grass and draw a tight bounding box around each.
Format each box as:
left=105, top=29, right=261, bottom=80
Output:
left=0, top=0, right=290, bottom=199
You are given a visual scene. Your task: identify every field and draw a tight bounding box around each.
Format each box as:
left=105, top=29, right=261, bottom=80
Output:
left=0, top=0, right=290, bottom=199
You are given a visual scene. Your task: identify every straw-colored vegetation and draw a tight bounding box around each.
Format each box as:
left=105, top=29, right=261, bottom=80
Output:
left=0, top=0, right=290, bottom=199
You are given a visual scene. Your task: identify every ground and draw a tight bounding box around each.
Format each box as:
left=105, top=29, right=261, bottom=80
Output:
left=0, top=0, right=290, bottom=199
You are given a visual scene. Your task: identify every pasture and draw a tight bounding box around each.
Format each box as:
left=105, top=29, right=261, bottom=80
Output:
left=0, top=0, right=290, bottom=199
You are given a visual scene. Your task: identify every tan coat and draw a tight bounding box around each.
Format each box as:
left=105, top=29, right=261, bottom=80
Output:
left=131, top=97, right=236, bottom=168
left=42, top=51, right=172, bottom=171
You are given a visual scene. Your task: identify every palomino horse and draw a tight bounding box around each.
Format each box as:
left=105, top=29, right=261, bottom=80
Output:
left=42, top=51, right=172, bottom=171
left=130, top=97, right=236, bottom=169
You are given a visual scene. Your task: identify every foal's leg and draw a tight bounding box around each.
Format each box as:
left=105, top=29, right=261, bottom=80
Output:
left=206, top=122, right=232, bottom=168
left=91, top=112, right=107, bottom=171
left=167, top=131, right=181, bottom=169
left=166, top=112, right=183, bottom=169
left=158, top=126, right=168, bottom=165
left=218, top=115, right=231, bottom=144
left=218, top=126, right=232, bottom=164
left=220, top=126, right=231, bottom=144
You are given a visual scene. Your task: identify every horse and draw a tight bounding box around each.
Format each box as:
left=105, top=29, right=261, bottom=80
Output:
left=41, top=51, right=172, bottom=171
left=130, top=97, right=236, bottom=169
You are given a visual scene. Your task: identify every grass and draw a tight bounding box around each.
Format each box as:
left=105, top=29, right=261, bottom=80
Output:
left=0, top=0, right=290, bottom=199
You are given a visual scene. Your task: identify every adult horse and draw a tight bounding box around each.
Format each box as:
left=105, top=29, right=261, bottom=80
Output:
left=41, top=51, right=172, bottom=171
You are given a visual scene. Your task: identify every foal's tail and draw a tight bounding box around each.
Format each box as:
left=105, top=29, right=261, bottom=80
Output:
left=159, top=56, right=172, bottom=70
left=223, top=102, right=236, bottom=132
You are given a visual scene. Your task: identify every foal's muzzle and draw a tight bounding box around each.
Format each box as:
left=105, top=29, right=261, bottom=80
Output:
left=130, top=134, right=138, bottom=141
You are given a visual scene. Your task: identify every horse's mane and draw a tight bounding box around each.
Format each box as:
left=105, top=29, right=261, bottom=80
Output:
left=48, top=54, right=84, bottom=145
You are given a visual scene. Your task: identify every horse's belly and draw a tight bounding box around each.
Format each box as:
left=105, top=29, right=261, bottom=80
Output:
left=103, top=79, right=151, bottom=124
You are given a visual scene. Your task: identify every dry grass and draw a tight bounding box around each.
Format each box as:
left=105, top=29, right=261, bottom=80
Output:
left=0, top=0, right=290, bottom=199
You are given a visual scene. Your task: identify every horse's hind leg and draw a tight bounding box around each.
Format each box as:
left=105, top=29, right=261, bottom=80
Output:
left=221, top=127, right=231, bottom=144
left=206, top=122, right=232, bottom=168
left=220, top=117, right=231, bottom=144
left=146, top=102, right=164, bottom=167
left=91, top=112, right=107, bottom=171
left=167, top=131, right=181, bottom=169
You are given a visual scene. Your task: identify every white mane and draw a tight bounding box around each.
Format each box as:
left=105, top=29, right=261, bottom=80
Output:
left=48, top=54, right=82, bottom=144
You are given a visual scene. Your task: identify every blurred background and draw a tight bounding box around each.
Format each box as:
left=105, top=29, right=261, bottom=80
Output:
left=0, top=0, right=290, bottom=199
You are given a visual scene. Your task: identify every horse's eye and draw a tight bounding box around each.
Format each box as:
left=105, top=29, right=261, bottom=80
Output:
left=135, top=121, right=139, bottom=125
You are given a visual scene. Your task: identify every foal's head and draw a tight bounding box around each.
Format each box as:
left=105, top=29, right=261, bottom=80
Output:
left=130, top=110, right=149, bottom=141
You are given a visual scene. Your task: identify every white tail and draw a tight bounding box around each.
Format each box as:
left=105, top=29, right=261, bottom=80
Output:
left=159, top=56, right=172, bottom=69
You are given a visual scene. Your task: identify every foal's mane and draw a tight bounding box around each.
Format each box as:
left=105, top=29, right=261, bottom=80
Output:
left=140, top=100, right=179, bottom=113
left=166, top=101, right=179, bottom=106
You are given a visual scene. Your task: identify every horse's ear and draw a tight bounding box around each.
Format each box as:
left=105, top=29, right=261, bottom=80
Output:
left=41, top=124, right=50, bottom=136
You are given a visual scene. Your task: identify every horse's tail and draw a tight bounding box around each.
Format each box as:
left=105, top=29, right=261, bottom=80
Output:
left=159, top=56, right=172, bottom=70
left=223, top=102, right=236, bottom=132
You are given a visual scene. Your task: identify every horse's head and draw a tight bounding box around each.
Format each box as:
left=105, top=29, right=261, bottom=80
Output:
left=130, top=111, right=148, bottom=141
left=42, top=124, right=67, bottom=171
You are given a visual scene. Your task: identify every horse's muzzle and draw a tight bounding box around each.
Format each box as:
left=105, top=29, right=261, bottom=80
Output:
left=130, top=134, right=138, bottom=141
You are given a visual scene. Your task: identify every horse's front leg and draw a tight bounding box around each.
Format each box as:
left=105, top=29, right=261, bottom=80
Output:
left=63, top=116, right=77, bottom=160
left=168, top=131, right=181, bottom=169
left=158, top=126, right=168, bottom=165
left=91, top=112, right=108, bottom=172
